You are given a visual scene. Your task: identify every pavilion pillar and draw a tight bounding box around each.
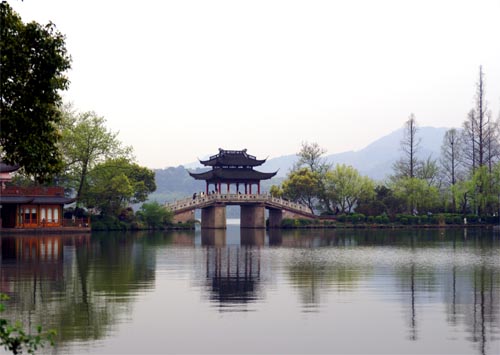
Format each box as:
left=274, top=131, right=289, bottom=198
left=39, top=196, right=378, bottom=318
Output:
left=206, top=182, right=209, bottom=195
left=258, top=182, right=260, bottom=194
left=227, top=183, right=230, bottom=193
left=245, top=184, right=248, bottom=194
left=236, top=183, right=239, bottom=193
left=249, top=184, right=252, bottom=194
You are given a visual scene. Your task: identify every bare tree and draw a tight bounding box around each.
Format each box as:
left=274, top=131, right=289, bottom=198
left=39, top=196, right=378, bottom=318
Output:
left=485, top=114, right=500, bottom=173
left=462, top=66, right=492, bottom=174
left=440, top=128, right=463, bottom=212
left=393, top=113, right=420, bottom=179
left=440, top=128, right=463, bottom=186
left=461, top=110, right=477, bottom=172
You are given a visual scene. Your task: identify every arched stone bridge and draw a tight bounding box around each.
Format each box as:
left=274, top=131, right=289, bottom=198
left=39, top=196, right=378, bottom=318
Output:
left=165, top=193, right=315, bottom=229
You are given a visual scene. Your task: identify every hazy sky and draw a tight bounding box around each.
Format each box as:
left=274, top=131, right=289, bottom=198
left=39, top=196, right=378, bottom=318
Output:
left=11, top=0, right=500, bottom=168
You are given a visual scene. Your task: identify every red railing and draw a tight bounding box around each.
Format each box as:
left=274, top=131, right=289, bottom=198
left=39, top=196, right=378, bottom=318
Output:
left=1, top=186, right=65, bottom=196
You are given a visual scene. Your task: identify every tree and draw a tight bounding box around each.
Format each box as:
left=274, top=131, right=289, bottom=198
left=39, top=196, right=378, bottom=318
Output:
left=461, top=109, right=477, bottom=172
left=281, top=168, right=321, bottom=213
left=137, top=201, right=173, bottom=229
left=82, top=158, right=156, bottom=216
left=393, top=114, right=420, bottom=179
left=461, top=66, right=498, bottom=173
left=417, top=156, right=440, bottom=187
left=59, top=108, right=132, bottom=201
left=440, top=128, right=463, bottom=212
left=440, top=128, right=462, bottom=186
left=269, top=184, right=283, bottom=198
left=323, top=164, right=375, bottom=214
left=293, top=141, right=330, bottom=210
left=451, top=180, right=473, bottom=215
left=294, top=141, right=330, bottom=173
left=392, top=177, right=440, bottom=214
left=0, top=2, right=71, bottom=182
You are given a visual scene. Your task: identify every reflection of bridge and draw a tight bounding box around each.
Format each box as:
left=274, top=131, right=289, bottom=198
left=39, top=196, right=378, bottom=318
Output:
left=166, top=193, right=315, bottom=229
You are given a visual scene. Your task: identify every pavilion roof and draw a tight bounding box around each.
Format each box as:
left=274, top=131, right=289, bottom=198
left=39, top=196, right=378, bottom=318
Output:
left=189, top=168, right=277, bottom=181
left=200, top=149, right=266, bottom=167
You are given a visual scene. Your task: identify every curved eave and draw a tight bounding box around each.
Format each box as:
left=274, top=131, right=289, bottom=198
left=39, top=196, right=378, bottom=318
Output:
left=189, top=171, right=213, bottom=180
left=31, top=197, right=76, bottom=204
left=0, top=162, right=20, bottom=173
left=189, top=169, right=277, bottom=181
left=199, top=157, right=267, bottom=167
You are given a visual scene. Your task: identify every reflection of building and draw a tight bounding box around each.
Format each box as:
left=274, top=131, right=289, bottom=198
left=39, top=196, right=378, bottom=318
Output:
left=0, top=234, right=90, bottom=294
left=205, top=246, right=262, bottom=305
left=200, top=228, right=266, bottom=307
left=0, top=162, right=80, bottom=230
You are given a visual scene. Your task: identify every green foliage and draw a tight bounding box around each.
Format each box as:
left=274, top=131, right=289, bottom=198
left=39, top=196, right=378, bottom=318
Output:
left=281, top=218, right=296, bottom=228
left=374, top=214, right=390, bottom=224
left=82, top=158, right=156, bottom=216
left=282, top=167, right=321, bottom=212
left=324, top=164, right=375, bottom=213
left=137, top=201, right=173, bottom=229
left=58, top=107, right=133, bottom=200
left=0, top=3, right=71, bottom=182
left=269, top=185, right=283, bottom=198
left=391, top=177, right=440, bottom=213
left=0, top=294, right=56, bottom=354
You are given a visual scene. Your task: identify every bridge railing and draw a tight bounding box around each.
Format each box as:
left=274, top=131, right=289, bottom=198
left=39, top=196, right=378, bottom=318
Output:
left=165, top=193, right=313, bottom=215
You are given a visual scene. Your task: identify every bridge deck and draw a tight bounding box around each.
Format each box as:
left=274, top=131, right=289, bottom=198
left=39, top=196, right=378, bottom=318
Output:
left=166, top=193, right=314, bottom=218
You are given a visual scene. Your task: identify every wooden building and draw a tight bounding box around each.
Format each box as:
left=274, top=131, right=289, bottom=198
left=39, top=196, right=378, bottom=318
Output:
left=189, top=148, right=277, bottom=195
left=0, top=162, right=76, bottom=229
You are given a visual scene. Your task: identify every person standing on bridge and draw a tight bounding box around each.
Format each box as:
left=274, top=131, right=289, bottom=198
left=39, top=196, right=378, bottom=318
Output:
left=192, top=192, right=197, bottom=199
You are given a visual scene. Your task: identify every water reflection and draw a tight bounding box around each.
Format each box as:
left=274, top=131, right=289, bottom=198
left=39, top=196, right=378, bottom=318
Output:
left=0, top=229, right=498, bottom=354
left=201, top=229, right=264, bottom=311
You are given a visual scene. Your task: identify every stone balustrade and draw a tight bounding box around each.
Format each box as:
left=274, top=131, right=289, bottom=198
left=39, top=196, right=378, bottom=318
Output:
left=165, top=193, right=313, bottom=216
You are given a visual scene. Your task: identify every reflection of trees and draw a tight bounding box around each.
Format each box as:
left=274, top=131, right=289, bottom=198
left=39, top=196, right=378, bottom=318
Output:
left=285, top=250, right=363, bottom=310
left=461, top=265, right=499, bottom=355
left=393, top=232, right=500, bottom=354
left=0, top=232, right=159, bottom=346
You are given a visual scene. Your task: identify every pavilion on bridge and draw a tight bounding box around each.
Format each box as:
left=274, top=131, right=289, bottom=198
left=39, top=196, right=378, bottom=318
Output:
left=189, top=148, right=277, bottom=195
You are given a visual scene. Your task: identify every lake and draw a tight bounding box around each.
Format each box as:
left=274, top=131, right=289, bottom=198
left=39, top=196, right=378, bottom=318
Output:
left=1, top=227, right=499, bottom=354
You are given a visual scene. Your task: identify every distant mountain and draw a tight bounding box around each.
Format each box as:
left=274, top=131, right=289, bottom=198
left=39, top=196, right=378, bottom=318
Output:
left=149, top=126, right=449, bottom=203
left=266, top=126, right=448, bottom=180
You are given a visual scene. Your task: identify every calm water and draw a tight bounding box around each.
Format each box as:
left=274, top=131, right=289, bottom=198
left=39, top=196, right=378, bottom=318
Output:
left=0, top=226, right=499, bottom=354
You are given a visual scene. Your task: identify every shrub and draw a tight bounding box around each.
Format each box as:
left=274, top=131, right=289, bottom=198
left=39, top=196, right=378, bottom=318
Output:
left=281, top=218, right=295, bottom=228
left=466, top=214, right=479, bottom=223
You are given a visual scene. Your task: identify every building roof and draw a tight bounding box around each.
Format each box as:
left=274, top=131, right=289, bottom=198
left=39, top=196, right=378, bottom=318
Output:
left=189, top=168, right=277, bottom=181
left=0, top=161, right=20, bottom=173
left=0, top=196, right=75, bottom=205
left=31, top=196, right=76, bottom=204
left=0, top=196, right=36, bottom=204
left=200, top=149, right=267, bottom=167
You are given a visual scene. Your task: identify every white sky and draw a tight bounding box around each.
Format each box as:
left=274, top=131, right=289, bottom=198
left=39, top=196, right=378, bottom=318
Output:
left=11, top=0, right=500, bottom=168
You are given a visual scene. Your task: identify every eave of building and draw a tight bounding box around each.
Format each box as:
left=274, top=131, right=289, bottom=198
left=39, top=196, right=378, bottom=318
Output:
left=0, top=162, right=20, bottom=173
left=0, top=196, right=76, bottom=204
left=189, top=168, right=277, bottom=181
